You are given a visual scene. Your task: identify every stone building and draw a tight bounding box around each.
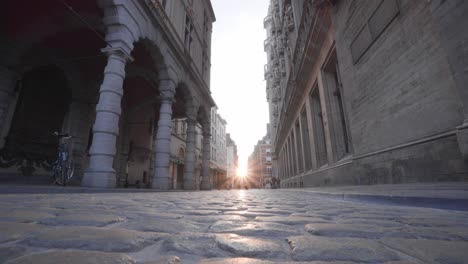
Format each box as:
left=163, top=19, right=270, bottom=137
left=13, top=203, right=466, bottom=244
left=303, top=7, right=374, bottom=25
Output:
left=210, top=107, right=227, bottom=189
left=0, top=0, right=216, bottom=190
left=264, top=0, right=468, bottom=188
left=226, top=133, right=239, bottom=189
left=168, top=118, right=203, bottom=190
left=248, top=128, right=273, bottom=188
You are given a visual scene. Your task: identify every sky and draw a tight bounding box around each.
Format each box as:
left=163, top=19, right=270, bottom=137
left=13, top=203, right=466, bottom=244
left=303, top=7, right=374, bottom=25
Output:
left=210, top=0, right=270, bottom=176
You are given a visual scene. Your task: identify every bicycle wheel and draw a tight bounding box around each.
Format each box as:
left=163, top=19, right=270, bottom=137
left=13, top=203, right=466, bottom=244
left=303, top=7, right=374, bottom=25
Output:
left=63, top=160, right=74, bottom=186
left=52, top=163, right=64, bottom=186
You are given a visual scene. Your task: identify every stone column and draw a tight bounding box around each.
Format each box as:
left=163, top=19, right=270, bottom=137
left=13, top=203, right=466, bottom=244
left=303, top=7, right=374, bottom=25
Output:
left=82, top=48, right=133, bottom=188
left=152, top=80, right=176, bottom=190
left=0, top=68, right=19, bottom=148
left=183, top=103, right=199, bottom=190
left=200, top=123, right=211, bottom=190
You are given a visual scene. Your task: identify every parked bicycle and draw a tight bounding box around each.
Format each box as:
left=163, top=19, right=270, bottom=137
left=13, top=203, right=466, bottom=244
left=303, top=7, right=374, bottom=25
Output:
left=52, top=132, right=74, bottom=186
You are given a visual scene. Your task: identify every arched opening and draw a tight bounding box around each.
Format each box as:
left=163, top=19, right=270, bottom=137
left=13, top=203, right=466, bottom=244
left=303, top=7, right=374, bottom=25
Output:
left=0, top=0, right=107, bottom=183
left=2, top=65, right=71, bottom=176
left=175, top=147, right=185, bottom=189
left=116, top=41, right=161, bottom=188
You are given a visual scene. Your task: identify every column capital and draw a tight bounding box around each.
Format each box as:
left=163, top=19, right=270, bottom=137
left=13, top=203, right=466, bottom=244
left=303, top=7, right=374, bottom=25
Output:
left=186, top=117, right=198, bottom=126
left=101, top=47, right=134, bottom=62
left=186, top=101, right=200, bottom=120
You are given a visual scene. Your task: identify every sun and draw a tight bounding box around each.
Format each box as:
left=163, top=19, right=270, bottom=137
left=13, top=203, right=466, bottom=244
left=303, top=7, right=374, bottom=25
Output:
left=236, top=166, right=247, bottom=178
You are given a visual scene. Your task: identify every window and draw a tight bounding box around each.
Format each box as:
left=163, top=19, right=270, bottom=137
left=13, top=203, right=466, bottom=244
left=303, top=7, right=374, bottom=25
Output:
left=184, top=15, right=193, bottom=51
left=310, top=87, right=328, bottom=167
left=322, top=51, right=350, bottom=160
left=295, top=120, right=304, bottom=173
left=300, top=107, right=312, bottom=170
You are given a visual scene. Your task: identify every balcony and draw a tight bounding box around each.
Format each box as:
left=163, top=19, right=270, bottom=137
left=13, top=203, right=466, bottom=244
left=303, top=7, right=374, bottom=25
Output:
left=263, top=14, right=272, bottom=25
left=264, top=38, right=271, bottom=50
left=264, top=64, right=270, bottom=79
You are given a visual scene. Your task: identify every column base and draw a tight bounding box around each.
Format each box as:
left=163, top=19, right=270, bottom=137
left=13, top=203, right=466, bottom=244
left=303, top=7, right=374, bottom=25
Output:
left=200, top=180, right=211, bottom=190
left=152, top=177, right=170, bottom=190
left=81, top=170, right=116, bottom=188
left=183, top=179, right=196, bottom=190
left=457, top=121, right=468, bottom=161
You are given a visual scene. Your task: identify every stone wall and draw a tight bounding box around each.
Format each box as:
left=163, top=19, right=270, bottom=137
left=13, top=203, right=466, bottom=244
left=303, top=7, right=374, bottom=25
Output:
left=280, top=0, right=468, bottom=188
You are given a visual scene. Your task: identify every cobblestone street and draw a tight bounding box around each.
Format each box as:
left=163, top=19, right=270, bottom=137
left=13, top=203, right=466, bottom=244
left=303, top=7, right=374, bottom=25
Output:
left=1, top=186, right=468, bottom=264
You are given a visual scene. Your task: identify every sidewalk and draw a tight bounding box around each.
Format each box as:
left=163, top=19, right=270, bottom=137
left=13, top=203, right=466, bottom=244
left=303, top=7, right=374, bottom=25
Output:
left=295, top=182, right=468, bottom=211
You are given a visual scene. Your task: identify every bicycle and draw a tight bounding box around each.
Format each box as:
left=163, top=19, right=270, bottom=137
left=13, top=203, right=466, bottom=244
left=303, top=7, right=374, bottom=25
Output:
left=51, top=132, right=74, bottom=186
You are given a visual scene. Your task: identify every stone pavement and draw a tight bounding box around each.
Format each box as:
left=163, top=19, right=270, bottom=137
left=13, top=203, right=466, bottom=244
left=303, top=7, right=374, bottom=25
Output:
left=0, top=185, right=468, bottom=263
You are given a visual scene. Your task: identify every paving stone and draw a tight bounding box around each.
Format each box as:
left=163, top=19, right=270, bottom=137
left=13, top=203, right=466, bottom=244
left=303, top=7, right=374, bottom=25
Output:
left=380, top=238, right=468, bottom=263
left=0, top=223, right=43, bottom=243
left=199, top=258, right=357, bottom=264
left=255, top=216, right=329, bottom=225
left=288, top=235, right=401, bottom=262
left=161, top=233, right=223, bottom=258
left=7, top=250, right=136, bottom=264
left=0, top=210, right=55, bottom=223
left=216, top=234, right=286, bottom=258
left=39, top=213, right=123, bottom=227
left=0, top=246, right=28, bottom=263
left=304, top=223, right=410, bottom=239
left=20, top=226, right=164, bottom=252
left=397, top=226, right=468, bottom=241
left=184, top=214, right=249, bottom=224
left=143, top=255, right=181, bottom=264
left=122, top=217, right=208, bottom=233
left=209, top=221, right=301, bottom=237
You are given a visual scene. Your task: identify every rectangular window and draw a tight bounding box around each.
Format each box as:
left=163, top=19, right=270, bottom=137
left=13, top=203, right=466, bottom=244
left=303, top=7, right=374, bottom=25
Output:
left=300, top=107, right=312, bottom=171
left=310, top=88, right=328, bottom=167
left=289, top=134, right=297, bottom=176
left=322, top=52, right=350, bottom=160
left=184, top=15, right=193, bottom=51
left=294, top=120, right=304, bottom=173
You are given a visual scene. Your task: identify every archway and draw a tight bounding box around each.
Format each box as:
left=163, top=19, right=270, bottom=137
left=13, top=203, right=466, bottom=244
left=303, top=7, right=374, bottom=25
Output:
left=115, top=41, right=161, bottom=188
left=2, top=65, right=71, bottom=177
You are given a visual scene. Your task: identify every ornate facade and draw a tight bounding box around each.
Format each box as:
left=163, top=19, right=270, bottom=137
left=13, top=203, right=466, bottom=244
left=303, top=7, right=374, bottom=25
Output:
left=0, top=0, right=216, bottom=190
left=264, top=0, right=468, bottom=187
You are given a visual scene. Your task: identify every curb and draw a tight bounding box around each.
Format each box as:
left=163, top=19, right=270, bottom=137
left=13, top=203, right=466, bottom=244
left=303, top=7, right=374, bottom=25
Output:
left=309, top=191, right=468, bottom=211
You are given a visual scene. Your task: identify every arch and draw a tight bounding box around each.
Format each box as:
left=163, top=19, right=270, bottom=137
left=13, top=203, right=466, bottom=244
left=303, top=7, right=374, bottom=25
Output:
left=2, top=65, right=71, bottom=175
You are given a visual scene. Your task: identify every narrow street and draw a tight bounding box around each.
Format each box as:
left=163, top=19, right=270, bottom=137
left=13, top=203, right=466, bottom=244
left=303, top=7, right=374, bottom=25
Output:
left=1, top=186, right=467, bottom=263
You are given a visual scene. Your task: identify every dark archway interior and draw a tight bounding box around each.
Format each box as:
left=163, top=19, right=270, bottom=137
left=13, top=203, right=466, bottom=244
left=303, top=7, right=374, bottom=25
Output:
left=118, top=42, right=161, bottom=187
left=5, top=66, right=71, bottom=159
left=0, top=0, right=107, bottom=180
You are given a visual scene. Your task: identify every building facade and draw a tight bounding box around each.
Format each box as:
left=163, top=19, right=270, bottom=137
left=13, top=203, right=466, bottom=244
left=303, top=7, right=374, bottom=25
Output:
left=248, top=128, right=273, bottom=188
left=226, top=133, right=238, bottom=188
left=210, top=107, right=228, bottom=189
left=167, top=118, right=204, bottom=190
left=264, top=0, right=468, bottom=188
left=0, top=0, right=216, bottom=190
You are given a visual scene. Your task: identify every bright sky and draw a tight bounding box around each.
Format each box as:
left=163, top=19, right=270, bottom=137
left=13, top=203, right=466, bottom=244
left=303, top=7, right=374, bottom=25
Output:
left=210, top=0, right=270, bottom=176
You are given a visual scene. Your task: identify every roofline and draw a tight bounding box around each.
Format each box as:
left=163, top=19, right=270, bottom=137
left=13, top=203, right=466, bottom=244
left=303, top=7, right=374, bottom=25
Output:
left=205, top=0, right=216, bottom=22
